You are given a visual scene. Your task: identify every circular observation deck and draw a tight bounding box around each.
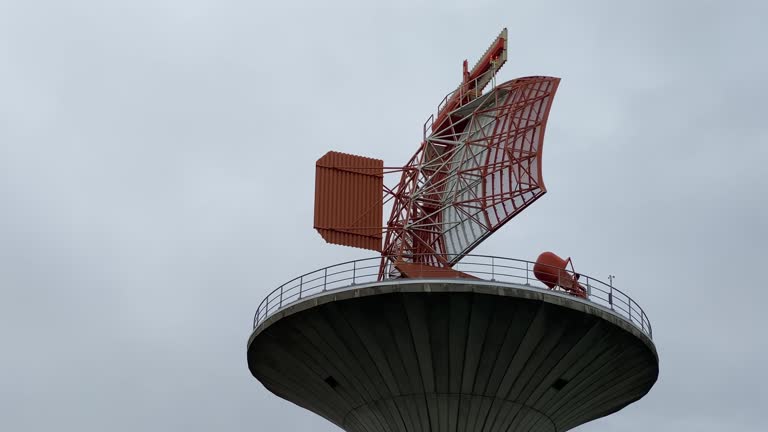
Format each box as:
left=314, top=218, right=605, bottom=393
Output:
left=247, top=256, right=658, bottom=432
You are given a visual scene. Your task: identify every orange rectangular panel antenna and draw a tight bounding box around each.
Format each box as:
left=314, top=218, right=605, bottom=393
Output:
left=314, top=151, right=383, bottom=251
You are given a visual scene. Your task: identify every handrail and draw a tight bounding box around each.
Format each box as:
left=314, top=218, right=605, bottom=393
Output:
left=252, top=255, right=653, bottom=339
left=426, top=70, right=496, bottom=139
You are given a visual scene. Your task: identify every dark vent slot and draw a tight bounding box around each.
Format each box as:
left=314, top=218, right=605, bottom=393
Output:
left=552, top=378, right=569, bottom=391
left=324, top=376, right=339, bottom=389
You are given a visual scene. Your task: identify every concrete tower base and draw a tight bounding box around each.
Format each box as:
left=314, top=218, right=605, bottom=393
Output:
left=248, top=280, right=658, bottom=432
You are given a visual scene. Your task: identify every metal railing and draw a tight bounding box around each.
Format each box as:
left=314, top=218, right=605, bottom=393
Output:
left=252, top=255, right=652, bottom=339
left=423, top=70, right=496, bottom=140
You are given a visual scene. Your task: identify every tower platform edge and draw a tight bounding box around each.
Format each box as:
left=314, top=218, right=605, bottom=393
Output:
left=248, top=279, right=658, bottom=432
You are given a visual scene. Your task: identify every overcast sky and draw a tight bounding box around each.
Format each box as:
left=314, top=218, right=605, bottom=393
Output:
left=1, top=1, right=766, bottom=431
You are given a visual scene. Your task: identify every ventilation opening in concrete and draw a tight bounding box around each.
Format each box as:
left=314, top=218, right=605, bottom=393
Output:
left=552, top=378, right=569, bottom=391
left=324, top=376, right=339, bottom=389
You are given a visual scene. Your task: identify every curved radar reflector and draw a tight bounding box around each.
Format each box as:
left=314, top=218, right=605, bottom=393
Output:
left=314, top=151, right=384, bottom=251
left=436, top=76, right=560, bottom=262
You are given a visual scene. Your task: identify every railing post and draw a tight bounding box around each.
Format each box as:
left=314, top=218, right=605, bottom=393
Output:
left=644, top=311, right=649, bottom=336
left=279, top=286, right=283, bottom=308
left=585, top=276, right=591, bottom=298
left=323, top=267, right=328, bottom=292
left=299, top=275, right=303, bottom=299
left=525, top=261, right=529, bottom=285
left=491, top=257, right=495, bottom=281
left=649, top=317, right=652, bottom=338
left=352, top=261, right=356, bottom=285
left=608, top=285, right=613, bottom=310
left=629, top=299, right=633, bottom=323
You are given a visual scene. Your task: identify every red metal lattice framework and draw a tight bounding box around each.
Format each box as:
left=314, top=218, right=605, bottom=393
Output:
left=382, top=76, right=559, bottom=269
left=312, top=29, right=561, bottom=279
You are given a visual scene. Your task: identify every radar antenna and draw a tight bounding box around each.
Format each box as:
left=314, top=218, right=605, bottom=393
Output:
left=314, top=28, right=561, bottom=280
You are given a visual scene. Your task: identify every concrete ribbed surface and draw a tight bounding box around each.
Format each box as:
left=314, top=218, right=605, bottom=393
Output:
left=247, top=281, right=658, bottom=432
